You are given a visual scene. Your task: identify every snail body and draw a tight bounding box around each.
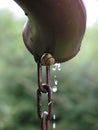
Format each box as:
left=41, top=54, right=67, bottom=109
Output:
left=14, top=0, right=86, bottom=64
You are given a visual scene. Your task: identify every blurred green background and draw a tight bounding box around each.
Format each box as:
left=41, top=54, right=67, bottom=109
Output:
left=0, top=10, right=98, bottom=130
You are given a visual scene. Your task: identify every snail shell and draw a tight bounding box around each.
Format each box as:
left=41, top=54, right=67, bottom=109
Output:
left=41, top=53, right=55, bottom=66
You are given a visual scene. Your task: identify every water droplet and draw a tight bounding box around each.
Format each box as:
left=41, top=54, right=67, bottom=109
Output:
left=52, top=64, right=57, bottom=71
left=53, top=114, right=56, bottom=120
left=52, top=86, right=58, bottom=93
left=53, top=123, right=56, bottom=129
left=57, top=63, right=61, bottom=71
left=52, top=63, right=61, bottom=71
left=54, top=79, right=58, bottom=85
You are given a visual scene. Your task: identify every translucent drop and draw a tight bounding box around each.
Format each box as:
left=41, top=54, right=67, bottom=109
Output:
left=54, top=79, right=58, bottom=85
left=53, top=114, right=56, bottom=120
left=53, top=123, right=56, bottom=129
left=52, top=64, right=57, bottom=71
left=52, top=63, right=61, bottom=71
left=52, top=86, right=58, bottom=93
left=57, top=63, right=61, bottom=71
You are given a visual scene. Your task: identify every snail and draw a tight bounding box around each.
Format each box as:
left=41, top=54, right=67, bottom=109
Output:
left=41, top=53, right=55, bottom=66
left=14, top=0, right=86, bottom=66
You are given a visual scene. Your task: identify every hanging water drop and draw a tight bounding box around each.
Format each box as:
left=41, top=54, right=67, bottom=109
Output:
left=57, top=63, right=61, bottom=71
left=53, top=123, right=56, bottom=129
left=52, top=64, right=57, bottom=71
left=54, top=79, right=58, bottom=85
left=52, top=86, right=58, bottom=93
left=52, top=63, right=61, bottom=71
left=53, top=114, right=56, bottom=120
